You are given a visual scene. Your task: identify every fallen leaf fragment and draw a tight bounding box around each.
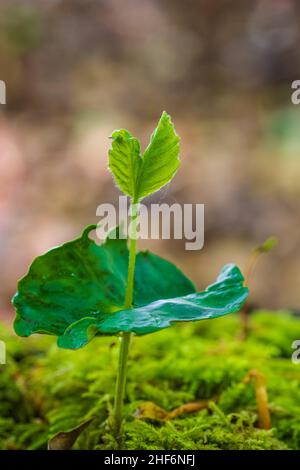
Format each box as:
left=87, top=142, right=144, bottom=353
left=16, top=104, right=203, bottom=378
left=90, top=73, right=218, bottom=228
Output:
left=48, top=418, right=94, bottom=450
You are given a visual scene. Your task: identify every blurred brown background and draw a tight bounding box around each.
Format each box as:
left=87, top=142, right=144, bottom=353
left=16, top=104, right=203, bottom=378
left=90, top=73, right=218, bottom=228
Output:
left=0, top=0, right=300, bottom=319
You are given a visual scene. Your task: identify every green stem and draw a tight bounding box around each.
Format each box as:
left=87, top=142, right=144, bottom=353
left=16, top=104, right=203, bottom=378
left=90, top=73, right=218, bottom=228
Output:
left=113, top=199, right=139, bottom=442
left=113, top=331, right=131, bottom=441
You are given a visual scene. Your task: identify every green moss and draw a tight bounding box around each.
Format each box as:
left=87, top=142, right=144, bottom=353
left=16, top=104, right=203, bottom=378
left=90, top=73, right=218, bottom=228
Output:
left=0, top=310, right=300, bottom=450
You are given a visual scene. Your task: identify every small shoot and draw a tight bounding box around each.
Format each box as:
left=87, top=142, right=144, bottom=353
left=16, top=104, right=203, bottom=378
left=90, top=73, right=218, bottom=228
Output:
left=108, top=111, right=180, bottom=202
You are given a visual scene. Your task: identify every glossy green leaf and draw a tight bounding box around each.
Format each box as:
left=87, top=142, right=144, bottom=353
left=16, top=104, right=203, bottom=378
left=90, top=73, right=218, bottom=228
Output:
left=58, top=264, right=248, bottom=349
left=108, top=111, right=180, bottom=201
left=13, top=225, right=195, bottom=340
left=12, top=226, right=248, bottom=350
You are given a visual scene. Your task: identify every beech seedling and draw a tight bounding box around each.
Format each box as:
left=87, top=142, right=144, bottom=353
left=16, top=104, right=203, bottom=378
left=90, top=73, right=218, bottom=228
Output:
left=12, top=111, right=249, bottom=443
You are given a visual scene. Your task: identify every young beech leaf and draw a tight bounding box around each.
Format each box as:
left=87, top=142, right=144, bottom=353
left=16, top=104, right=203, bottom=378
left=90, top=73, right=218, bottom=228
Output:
left=108, top=130, right=142, bottom=200
left=12, top=226, right=248, bottom=350
left=137, top=111, right=180, bottom=199
left=109, top=111, right=180, bottom=201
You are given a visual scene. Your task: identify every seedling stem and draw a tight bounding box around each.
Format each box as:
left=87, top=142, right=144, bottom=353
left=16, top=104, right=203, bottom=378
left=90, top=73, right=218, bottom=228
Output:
left=113, top=199, right=139, bottom=441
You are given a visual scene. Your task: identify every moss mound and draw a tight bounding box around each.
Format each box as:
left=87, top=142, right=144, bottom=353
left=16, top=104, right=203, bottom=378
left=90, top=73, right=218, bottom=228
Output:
left=1, top=310, right=300, bottom=450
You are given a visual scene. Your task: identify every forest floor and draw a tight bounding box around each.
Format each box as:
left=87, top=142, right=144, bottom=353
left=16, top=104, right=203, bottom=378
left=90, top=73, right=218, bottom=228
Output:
left=1, top=310, right=300, bottom=450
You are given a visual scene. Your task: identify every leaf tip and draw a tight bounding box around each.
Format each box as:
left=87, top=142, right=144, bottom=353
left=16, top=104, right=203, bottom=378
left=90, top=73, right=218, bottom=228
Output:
left=255, top=236, right=278, bottom=254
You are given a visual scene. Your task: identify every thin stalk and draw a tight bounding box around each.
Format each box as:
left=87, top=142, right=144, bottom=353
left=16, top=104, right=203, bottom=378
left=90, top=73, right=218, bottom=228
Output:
left=240, top=237, right=278, bottom=339
left=113, top=199, right=139, bottom=442
left=240, top=250, right=260, bottom=340
left=243, top=370, right=271, bottom=429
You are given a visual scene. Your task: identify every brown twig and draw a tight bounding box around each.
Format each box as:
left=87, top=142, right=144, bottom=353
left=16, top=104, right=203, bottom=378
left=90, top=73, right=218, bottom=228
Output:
left=243, top=369, right=271, bottom=430
left=134, top=397, right=217, bottom=422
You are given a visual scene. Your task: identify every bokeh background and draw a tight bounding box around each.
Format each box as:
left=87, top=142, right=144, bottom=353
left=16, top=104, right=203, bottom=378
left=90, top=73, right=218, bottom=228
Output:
left=1, top=0, right=300, bottom=321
